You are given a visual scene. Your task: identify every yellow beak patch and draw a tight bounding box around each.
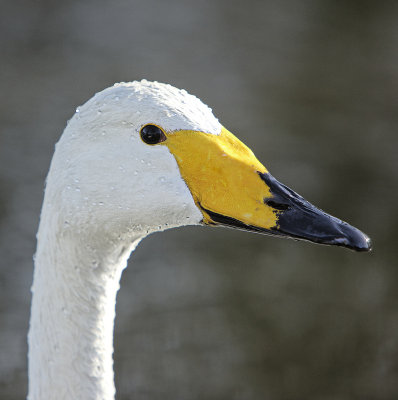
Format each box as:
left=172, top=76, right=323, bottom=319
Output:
left=161, top=126, right=278, bottom=230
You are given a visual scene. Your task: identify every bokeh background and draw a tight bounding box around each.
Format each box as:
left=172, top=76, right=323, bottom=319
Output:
left=1, top=1, right=398, bottom=399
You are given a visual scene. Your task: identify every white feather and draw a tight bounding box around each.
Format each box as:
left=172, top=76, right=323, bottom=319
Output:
left=28, top=81, right=218, bottom=400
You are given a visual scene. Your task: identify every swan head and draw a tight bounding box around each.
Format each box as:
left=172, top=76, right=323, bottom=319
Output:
left=47, top=80, right=371, bottom=252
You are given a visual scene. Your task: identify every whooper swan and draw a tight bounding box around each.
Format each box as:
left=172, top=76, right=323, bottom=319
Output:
left=28, top=80, right=371, bottom=400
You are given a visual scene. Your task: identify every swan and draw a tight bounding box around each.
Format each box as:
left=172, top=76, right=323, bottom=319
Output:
left=28, top=80, right=371, bottom=400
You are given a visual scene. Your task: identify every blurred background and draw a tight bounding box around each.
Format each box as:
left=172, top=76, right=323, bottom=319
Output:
left=1, top=0, right=398, bottom=399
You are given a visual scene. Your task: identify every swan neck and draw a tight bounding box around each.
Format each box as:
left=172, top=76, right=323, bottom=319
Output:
left=28, top=211, right=141, bottom=400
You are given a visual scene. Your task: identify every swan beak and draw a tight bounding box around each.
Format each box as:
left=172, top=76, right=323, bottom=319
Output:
left=199, top=172, right=372, bottom=252
left=164, top=127, right=372, bottom=252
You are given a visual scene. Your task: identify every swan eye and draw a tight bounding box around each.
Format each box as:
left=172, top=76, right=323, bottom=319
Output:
left=140, top=124, right=167, bottom=145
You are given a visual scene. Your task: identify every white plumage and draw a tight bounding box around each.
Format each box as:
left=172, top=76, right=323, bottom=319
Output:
left=29, top=81, right=216, bottom=400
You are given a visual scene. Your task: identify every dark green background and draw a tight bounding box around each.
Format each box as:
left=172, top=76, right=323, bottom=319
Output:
left=1, top=1, right=397, bottom=399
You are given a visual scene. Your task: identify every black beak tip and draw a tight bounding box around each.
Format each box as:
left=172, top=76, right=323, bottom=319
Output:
left=258, top=172, right=372, bottom=253
left=337, top=223, right=372, bottom=252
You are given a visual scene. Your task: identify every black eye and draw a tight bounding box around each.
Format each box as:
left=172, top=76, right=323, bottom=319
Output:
left=140, top=124, right=166, bottom=145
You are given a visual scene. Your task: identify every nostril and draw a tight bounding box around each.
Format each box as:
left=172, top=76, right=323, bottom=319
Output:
left=264, top=198, right=291, bottom=211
